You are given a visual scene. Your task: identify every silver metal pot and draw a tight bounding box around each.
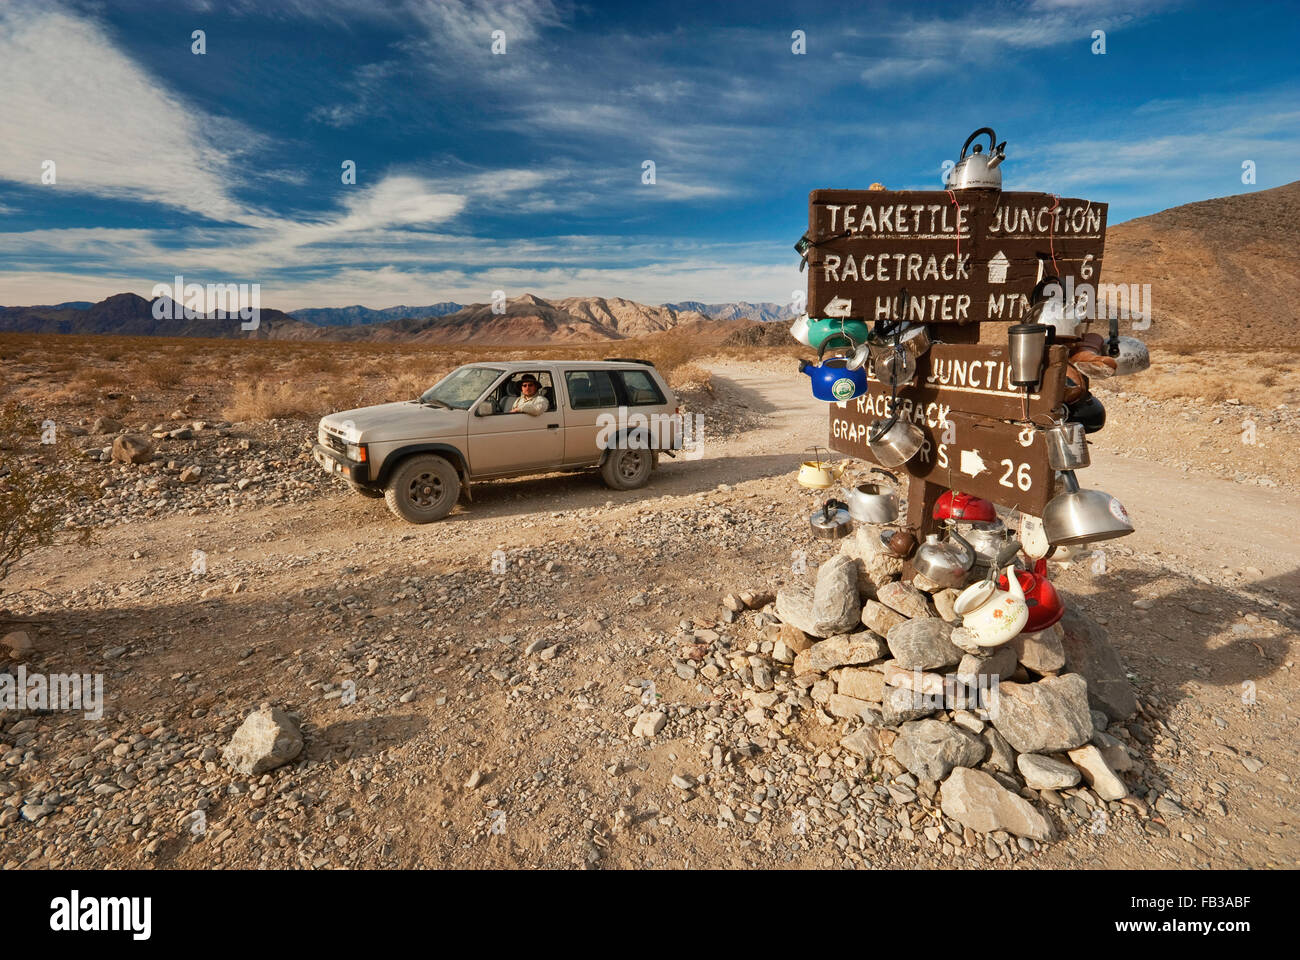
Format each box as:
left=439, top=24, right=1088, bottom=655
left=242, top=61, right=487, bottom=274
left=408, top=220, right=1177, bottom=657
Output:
left=947, top=127, right=1007, bottom=190
left=1044, top=421, right=1090, bottom=469
left=965, top=521, right=1023, bottom=579
left=867, top=413, right=924, bottom=468
left=913, top=528, right=976, bottom=589
left=1042, top=470, right=1134, bottom=546
left=809, top=499, right=853, bottom=540
left=846, top=468, right=900, bottom=524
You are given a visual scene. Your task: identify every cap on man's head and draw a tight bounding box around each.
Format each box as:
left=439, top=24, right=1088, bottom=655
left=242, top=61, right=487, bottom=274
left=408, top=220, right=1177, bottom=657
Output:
left=519, top=374, right=539, bottom=385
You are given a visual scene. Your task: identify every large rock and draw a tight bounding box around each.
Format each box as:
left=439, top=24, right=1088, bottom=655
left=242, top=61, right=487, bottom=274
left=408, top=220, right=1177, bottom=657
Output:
left=827, top=693, right=880, bottom=723
left=633, top=711, right=667, bottom=738
left=111, top=434, right=153, bottom=464
left=861, top=599, right=906, bottom=636
left=777, top=623, right=813, bottom=654
left=885, top=618, right=962, bottom=671
left=980, top=726, right=1017, bottom=774
left=987, top=674, right=1094, bottom=754
left=812, top=556, right=861, bottom=635
left=837, top=527, right=903, bottom=597
left=2, top=631, right=34, bottom=655
left=835, top=667, right=885, bottom=702
left=1011, top=623, right=1067, bottom=674
left=940, top=767, right=1055, bottom=840
left=877, top=581, right=931, bottom=620
left=793, top=631, right=888, bottom=675
left=881, top=684, right=937, bottom=724
left=1017, top=753, right=1082, bottom=790
left=1059, top=606, right=1137, bottom=720
left=893, top=718, right=986, bottom=781
left=222, top=704, right=303, bottom=776
left=956, top=646, right=1018, bottom=686
left=91, top=416, right=123, bottom=434
left=879, top=661, right=946, bottom=696
left=932, top=588, right=961, bottom=623
left=1067, top=744, right=1128, bottom=800
left=841, top=726, right=887, bottom=759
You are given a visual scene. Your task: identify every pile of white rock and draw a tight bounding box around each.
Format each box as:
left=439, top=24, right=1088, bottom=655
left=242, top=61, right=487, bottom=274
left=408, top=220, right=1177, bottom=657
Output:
left=765, top=524, right=1140, bottom=843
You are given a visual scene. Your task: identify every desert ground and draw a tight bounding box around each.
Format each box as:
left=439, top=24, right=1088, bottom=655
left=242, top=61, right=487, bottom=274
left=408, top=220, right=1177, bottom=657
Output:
left=1, top=332, right=1297, bottom=869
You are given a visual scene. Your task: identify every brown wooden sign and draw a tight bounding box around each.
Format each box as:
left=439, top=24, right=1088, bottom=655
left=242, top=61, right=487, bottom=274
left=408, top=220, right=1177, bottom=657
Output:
left=847, top=343, right=1070, bottom=422
left=827, top=343, right=1069, bottom=516
left=830, top=407, right=1054, bottom=516
left=805, top=189, right=1107, bottom=325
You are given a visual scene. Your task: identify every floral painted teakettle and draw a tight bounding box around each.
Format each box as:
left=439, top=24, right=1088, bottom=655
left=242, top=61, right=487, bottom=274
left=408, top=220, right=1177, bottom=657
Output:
left=953, top=564, right=1029, bottom=647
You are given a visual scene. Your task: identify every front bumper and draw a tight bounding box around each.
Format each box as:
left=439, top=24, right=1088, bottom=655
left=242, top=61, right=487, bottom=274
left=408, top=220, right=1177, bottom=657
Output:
left=313, top=443, right=371, bottom=484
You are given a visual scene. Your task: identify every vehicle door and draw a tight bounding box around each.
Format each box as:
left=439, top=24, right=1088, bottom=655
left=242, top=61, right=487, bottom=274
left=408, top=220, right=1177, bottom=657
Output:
left=467, top=368, right=564, bottom=475
left=560, top=368, right=622, bottom=464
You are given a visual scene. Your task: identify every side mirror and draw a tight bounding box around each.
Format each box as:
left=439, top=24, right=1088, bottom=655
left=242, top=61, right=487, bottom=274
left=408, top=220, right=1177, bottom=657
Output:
left=477, top=401, right=494, bottom=417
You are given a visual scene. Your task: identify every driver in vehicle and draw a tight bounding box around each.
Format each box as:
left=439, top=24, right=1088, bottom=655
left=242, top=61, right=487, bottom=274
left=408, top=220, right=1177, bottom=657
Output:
left=510, top=374, right=550, bottom=416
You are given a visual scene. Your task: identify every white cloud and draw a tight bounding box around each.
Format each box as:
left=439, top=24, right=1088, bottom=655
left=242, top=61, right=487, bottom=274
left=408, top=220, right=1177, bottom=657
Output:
left=0, top=2, right=253, bottom=222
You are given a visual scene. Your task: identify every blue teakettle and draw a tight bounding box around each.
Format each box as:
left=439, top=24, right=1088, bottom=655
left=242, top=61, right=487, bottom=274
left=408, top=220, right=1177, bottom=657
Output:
left=800, top=336, right=869, bottom=402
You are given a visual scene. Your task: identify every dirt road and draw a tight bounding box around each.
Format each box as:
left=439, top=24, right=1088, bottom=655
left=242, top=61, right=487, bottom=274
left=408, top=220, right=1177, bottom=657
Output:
left=2, top=361, right=1297, bottom=869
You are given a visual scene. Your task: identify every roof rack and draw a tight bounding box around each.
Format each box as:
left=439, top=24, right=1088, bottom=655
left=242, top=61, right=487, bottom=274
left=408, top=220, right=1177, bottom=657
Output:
left=602, top=357, right=655, bottom=366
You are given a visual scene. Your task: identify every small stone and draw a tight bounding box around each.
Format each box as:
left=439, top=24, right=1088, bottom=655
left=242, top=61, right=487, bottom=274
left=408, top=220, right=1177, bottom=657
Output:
left=221, top=704, right=303, bottom=776
left=877, top=581, right=930, bottom=619
left=1066, top=744, right=1128, bottom=801
left=939, top=767, right=1054, bottom=841
left=886, top=618, right=962, bottom=671
left=893, top=719, right=986, bottom=781
left=633, top=712, right=666, bottom=738
left=1017, top=753, right=1082, bottom=790
left=1010, top=623, right=1066, bottom=674
left=465, top=770, right=484, bottom=790
left=179, top=465, right=203, bottom=483
left=111, top=434, right=153, bottom=464
left=1240, top=756, right=1264, bottom=774
left=1, top=631, right=34, bottom=655
left=861, top=599, right=906, bottom=636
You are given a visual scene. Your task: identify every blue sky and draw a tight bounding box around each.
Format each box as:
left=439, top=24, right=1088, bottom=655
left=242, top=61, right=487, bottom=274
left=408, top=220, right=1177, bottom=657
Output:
left=1, top=0, right=1296, bottom=310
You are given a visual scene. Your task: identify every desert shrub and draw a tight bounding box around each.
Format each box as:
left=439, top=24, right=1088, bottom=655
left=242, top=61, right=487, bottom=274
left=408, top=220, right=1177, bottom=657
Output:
left=0, top=404, right=97, bottom=598
left=222, top=381, right=321, bottom=421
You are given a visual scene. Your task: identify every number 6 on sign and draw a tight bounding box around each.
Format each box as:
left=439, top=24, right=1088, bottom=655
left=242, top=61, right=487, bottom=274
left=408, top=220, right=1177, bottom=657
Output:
left=999, top=459, right=1032, bottom=491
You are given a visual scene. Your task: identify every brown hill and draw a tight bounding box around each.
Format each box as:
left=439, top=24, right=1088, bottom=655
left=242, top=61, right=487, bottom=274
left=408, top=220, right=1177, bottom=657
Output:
left=1103, top=180, right=1300, bottom=346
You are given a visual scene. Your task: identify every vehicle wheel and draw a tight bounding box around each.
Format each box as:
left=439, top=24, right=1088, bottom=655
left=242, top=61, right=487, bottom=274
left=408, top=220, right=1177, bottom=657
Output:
left=349, top=482, right=384, bottom=499
left=384, top=455, right=461, bottom=523
left=600, top=447, right=654, bottom=490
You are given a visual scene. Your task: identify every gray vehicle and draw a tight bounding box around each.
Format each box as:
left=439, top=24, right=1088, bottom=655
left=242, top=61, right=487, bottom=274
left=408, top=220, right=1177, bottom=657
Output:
left=313, top=359, right=685, bottom=523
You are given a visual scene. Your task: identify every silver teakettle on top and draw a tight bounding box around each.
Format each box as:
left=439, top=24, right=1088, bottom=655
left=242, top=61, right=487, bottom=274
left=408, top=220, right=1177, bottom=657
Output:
left=947, top=127, right=1007, bottom=190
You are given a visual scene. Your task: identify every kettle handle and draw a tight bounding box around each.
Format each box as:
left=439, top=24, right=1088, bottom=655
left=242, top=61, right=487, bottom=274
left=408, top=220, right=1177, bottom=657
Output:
left=870, top=467, right=900, bottom=484
left=818, top=332, right=858, bottom=361
left=958, top=127, right=997, bottom=160
left=945, top=524, right=976, bottom=569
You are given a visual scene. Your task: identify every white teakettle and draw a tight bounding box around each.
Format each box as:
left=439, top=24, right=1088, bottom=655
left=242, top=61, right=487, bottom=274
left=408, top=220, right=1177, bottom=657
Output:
left=953, top=565, right=1029, bottom=647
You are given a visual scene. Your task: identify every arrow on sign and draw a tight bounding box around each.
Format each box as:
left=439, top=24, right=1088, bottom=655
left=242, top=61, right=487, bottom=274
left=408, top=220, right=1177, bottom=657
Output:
left=823, top=297, right=852, bottom=318
left=960, top=448, right=988, bottom=478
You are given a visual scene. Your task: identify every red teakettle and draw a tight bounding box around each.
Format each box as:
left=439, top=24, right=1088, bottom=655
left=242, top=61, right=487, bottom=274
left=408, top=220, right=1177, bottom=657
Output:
left=997, top=562, right=1066, bottom=633
left=933, top=490, right=997, bottom=523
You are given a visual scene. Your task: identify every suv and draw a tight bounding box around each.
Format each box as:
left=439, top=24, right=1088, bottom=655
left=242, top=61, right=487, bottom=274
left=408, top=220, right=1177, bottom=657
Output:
left=313, top=359, right=685, bottom=523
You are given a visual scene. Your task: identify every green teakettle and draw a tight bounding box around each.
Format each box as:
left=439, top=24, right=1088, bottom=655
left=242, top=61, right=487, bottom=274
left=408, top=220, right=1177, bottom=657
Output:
left=789, top=315, right=871, bottom=350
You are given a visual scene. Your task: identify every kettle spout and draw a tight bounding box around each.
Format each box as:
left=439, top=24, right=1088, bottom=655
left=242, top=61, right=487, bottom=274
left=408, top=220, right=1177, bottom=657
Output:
left=1004, top=564, right=1025, bottom=600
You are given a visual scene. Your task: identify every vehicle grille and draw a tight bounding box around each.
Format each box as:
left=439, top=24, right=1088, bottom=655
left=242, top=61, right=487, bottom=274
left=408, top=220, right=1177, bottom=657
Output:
left=324, top=433, right=347, bottom=455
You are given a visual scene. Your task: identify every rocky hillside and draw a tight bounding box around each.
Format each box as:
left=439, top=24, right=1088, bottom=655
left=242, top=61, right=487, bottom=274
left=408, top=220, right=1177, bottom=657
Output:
left=1104, top=180, right=1300, bottom=346
left=0, top=293, right=311, bottom=339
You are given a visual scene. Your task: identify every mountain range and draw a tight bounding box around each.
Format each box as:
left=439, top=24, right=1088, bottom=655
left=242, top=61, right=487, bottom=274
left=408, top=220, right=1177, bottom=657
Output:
left=2, top=182, right=1295, bottom=345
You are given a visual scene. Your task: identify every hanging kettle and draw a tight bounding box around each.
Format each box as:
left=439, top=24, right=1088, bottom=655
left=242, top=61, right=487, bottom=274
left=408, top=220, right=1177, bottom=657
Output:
left=947, top=127, right=1007, bottom=190
left=866, top=411, right=924, bottom=468
left=953, top=564, right=1029, bottom=647
left=1043, top=420, right=1090, bottom=470
left=1028, top=280, right=1084, bottom=340
left=798, top=446, right=848, bottom=489
left=799, top=336, right=869, bottom=402
left=998, top=563, right=1066, bottom=633
left=1110, top=336, right=1151, bottom=376
left=809, top=317, right=872, bottom=350
left=1042, top=470, right=1134, bottom=546
left=933, top=490, right=997, bottom=523
left=1066, top=392, right=1106, bottom=434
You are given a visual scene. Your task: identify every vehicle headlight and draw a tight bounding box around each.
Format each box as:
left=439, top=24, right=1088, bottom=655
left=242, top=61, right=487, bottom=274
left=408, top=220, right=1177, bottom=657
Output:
left=346, top=443, right=367, bottom=463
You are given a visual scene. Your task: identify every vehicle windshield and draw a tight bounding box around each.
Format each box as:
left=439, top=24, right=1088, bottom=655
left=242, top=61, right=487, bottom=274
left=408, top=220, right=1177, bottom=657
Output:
left=419, top=366, right=503, bottom=409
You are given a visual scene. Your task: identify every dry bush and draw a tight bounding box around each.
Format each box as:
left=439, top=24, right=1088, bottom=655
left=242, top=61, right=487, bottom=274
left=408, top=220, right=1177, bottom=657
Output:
left=222, top=381, right=321, bottom=421
left=0, top=403, right=97, bottom=597
left=668, top=363, right=713, bottom=392
left=135, top=355, right=185, bottom=390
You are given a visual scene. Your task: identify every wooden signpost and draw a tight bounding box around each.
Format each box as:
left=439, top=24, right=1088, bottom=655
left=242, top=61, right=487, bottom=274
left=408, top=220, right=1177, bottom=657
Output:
left=813, top=186, right=1106, bottom=560
left=806, top=190, right=1107, bottom=343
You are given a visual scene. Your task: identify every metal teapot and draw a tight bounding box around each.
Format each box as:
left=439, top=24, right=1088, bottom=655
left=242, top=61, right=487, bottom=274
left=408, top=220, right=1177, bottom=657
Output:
left=846, top=468, right=900, bottom=524
left=799, top=336, right=869, bottom=402
left=947, top=127, right=1007, bottom=190
left=913, top=526, right=976, bottom=589
left=964, top=520, right=1023, bottom=578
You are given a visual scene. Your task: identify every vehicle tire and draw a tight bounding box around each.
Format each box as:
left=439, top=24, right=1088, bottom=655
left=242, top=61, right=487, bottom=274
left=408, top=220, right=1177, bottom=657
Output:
left=600, top=446, right=654, bottom=490
left=349, top=482, right=384, bottom=499
left=384, top=455, right=461, bottom=523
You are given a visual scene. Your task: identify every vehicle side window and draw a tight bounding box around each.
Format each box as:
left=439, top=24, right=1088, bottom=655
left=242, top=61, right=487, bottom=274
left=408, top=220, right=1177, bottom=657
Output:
left=614, top=369, right=665, bottom=406
left=565, top=371, right=618, bottom=409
